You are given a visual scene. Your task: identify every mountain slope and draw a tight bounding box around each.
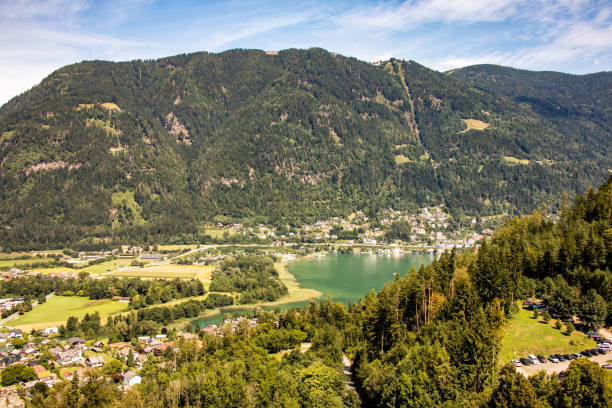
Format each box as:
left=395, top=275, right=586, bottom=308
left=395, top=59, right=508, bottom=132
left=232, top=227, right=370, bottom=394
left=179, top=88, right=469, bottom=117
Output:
left=0, top=49, right=610, bottom=248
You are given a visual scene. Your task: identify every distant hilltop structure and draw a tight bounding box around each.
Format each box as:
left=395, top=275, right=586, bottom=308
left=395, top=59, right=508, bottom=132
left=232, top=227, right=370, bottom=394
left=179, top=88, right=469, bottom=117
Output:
left=265, top=51, right=278, bottom=55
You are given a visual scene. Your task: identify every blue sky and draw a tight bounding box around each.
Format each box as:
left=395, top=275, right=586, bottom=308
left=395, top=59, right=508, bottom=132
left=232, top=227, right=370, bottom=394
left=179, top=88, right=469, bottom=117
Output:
left=1, top=0, right=611, bottom=104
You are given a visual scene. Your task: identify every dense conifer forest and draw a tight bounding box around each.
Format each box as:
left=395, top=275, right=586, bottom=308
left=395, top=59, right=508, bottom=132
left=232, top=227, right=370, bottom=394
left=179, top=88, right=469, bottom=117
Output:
left=0, top=48, right=610, bottom=249
left=23, top=175, right=611, bottom=408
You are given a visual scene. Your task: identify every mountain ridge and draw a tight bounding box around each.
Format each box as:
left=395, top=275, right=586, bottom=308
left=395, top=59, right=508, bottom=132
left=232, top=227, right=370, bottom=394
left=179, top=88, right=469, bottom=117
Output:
left=0, top=48, right=610, bottom=248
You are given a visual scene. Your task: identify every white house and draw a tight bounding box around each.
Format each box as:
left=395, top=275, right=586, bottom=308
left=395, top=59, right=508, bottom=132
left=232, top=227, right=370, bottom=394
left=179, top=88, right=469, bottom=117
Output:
left=42, top=327, right=58, bottom=337
left=123, top=371, right=141, bottom=388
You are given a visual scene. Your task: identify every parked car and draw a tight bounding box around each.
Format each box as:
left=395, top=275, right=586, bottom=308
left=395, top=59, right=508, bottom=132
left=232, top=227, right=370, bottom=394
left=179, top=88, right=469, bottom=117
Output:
left=598, top=342, right=611, bottom=350
left=581, top=350, right=592, bottom=357
left=548, top=355, right=559, bottom=363
left=511, top=359, right=522, bottom=367
left=528, top=354, right=539, bottom=364
left=520, top=358, right=532, bottom=366
left=571, top=353, right=581, bottom=359
left=563, top=354, right=572, bottom=360
left=537, top=355, right=547, bottom=363
left=602, top=364, right=612, bottom=369
left=557, top=354, right=566, bottom=362
left=595, top=348, right=606, bottom=355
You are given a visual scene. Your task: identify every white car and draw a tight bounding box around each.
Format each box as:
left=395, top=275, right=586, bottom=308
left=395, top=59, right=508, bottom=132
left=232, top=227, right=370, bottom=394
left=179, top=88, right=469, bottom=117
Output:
left=548, top=355, right=559, bottom=363
left=598, top=343, right=610, bottom=350
left=528, top=354, right=539, bottom=364
left=511, top=359, right=522, bottom=367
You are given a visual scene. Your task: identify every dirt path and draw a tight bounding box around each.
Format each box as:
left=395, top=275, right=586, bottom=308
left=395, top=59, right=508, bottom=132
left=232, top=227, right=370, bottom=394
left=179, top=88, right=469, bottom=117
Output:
left=517, top=354, right=612, bottom=377
left=598, top=327, right=612, bottom=340
left=342, top=354, right=356, bottom=389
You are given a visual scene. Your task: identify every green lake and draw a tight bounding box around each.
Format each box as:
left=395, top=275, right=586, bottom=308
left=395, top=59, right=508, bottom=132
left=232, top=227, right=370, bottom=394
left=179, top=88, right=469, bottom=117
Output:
left=286, top=253, right=435, bottom=304
left=189, top=253, right=434, bottom=329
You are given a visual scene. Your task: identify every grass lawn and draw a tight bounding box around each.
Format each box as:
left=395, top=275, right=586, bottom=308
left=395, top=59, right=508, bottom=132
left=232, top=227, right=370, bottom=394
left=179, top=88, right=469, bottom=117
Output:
left=0, top=251, right=62, bottom=259
left=204, top=229, right=237, bottom=239
left=156, top=244, right=198, bottom=251
left=499, top=304, right=597, bottom=365
left=10, top=296, right=128, bottom=330
left=0, top=258, right=55, bottom=268
left=78, top=258, right=138, bottom=275
left=36, top=267, right=78, bottom=275
left=111, top=264, right=213, bottom=280
left=83, top=349, right=113, bottom=363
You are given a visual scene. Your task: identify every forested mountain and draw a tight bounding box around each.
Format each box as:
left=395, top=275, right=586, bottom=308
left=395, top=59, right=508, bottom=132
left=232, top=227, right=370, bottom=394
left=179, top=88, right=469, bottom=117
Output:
left=0, top=49, right=610, bottom=248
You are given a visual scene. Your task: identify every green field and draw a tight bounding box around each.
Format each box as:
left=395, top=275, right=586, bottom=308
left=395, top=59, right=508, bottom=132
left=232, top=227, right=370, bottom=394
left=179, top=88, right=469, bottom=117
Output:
left=499, top=304, right=597, bottom=364
left=111, top=264, right=213, bottom=281
left=77, top=259, right=138, bottom=275
left=204, top=228, right=237, bottom=239
left=35, top=267, right=78, bottom=275
left=10, top=296, right=129, bottom=330
left=156, top=244, right=197, bottom=251
left=0, top=258, right=55, bottom=268
left=0, top=251, right=62, bottom=259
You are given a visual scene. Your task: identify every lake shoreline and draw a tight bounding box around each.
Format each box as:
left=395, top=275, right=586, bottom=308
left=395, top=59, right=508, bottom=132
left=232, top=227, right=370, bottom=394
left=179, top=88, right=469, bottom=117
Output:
left=185, top=251, right=435, bottom=330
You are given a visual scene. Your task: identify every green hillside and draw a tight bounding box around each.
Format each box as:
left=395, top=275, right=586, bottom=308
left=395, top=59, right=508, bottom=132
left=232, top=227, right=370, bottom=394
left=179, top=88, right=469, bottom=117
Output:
left=0, top=49, right=610, bottom=249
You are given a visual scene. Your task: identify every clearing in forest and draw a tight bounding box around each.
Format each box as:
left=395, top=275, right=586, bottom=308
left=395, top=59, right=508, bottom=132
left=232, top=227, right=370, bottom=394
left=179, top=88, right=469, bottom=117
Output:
left=498, top=303, right=596, bottom=365
left=459, top=118, right=489, bottom=133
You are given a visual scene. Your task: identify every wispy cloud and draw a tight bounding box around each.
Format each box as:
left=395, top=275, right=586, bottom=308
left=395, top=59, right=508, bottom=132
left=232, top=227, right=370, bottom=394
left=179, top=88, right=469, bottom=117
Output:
left=0, top=0, right=610, bottom=105
left=335, top=0, right=521, bottom=30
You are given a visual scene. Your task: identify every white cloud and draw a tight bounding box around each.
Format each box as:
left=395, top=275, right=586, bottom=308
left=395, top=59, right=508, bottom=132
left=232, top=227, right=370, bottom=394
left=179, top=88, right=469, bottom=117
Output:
left=433, top=7, right=612, bottom=71
left=335, top=0, right=521, bottom=30
left=0, top=0, right=610, bottom=104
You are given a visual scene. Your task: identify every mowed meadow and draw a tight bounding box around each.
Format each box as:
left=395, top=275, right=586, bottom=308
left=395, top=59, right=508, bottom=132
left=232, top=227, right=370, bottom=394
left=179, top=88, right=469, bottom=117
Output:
left=9, top=296, right=129, bottom=331
left=110, top=264, right=214, bottom=282
left=499, top=303, right=597, bottom=364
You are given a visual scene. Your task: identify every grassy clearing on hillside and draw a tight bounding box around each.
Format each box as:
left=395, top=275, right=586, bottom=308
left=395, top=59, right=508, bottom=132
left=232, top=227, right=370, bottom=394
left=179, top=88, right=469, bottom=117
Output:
left=111, top=191, right=144, bottom=226
left=394, top=154, right=411, bottom=165
left=503, top=156, right=530, bottom=165
left=459, top=118, right=489, bottom=133
left=499, top=304, right=597, bottom=365
left=10, top=296, right=128, bottom=330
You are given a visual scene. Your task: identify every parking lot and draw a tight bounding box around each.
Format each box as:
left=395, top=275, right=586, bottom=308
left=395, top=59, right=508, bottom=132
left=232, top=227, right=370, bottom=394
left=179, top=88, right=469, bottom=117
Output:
left=517, top=353, right=611, bottom=377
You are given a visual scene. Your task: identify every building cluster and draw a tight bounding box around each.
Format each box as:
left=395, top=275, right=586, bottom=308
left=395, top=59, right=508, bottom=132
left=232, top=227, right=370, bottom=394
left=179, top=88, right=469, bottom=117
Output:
left=201, top=316, right=260, bottom=337
left=0, top=299, right=24, bottom=314
left=0, top=326, right=212, bottom=402
left=214, top=206, right=492, bottom=250
left=1, top=267, right=78, bottom=280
